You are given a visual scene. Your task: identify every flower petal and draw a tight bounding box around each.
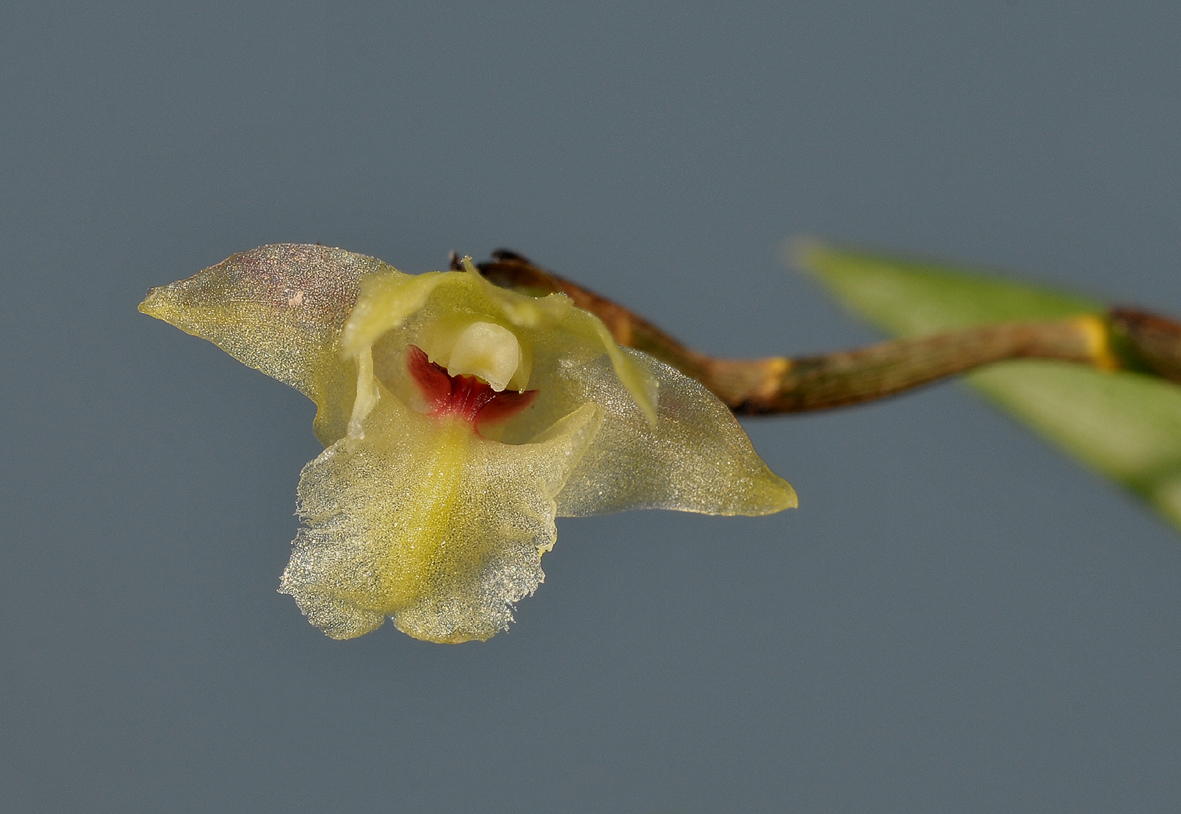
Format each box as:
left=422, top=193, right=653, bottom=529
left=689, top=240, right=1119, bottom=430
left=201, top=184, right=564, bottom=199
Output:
left=503, top=348, right=797, bottom=517
left=279, top=385, right=602, bottom=643
left=138, top=244, right=392, bottom=444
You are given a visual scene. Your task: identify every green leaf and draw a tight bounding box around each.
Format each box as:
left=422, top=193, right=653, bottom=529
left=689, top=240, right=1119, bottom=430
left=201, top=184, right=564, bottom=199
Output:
left=795, top=241, right=1181, bottom=531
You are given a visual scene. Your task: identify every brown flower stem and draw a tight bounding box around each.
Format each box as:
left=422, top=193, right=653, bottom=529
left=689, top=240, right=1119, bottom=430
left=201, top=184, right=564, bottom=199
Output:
left=471, top=250, right=1181, bottom=414
left=1108, top=307, right=1181, bottom=384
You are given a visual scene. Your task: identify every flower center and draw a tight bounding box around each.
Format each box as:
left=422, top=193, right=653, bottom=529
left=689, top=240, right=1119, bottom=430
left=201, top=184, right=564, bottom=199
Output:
left=407, top=345, right=537, bottom=430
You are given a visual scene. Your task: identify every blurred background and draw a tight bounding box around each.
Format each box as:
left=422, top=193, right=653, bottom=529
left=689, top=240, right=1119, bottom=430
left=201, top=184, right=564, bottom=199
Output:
left=4, top=2, right=1180, bottom=811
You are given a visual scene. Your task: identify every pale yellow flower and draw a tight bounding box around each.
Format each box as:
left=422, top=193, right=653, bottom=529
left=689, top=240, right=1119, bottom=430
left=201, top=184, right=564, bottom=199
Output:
left=141, top=244, right=795, bottom=643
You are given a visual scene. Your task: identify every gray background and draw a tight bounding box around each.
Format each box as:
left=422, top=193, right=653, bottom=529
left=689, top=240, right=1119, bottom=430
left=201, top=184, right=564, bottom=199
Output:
left=4, top=2, right=1180, bottom=812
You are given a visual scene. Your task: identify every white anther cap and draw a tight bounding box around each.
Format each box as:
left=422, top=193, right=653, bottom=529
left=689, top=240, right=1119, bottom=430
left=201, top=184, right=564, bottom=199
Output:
left=446, top=322, right=522, bottom=391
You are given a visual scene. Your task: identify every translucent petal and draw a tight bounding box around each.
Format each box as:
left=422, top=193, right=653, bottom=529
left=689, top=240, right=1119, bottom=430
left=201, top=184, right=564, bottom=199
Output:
left=279, top=386, right=602, bottom=643
left=340, top=271, right=447, bottom=357
left=138, top=244, right=392, bottom=444
left=501, top=349, right=797, bottom=517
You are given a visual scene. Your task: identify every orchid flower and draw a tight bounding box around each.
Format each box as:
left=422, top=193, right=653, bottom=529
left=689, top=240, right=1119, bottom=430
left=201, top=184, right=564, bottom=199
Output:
left=140, top=244, right=795, bottom=643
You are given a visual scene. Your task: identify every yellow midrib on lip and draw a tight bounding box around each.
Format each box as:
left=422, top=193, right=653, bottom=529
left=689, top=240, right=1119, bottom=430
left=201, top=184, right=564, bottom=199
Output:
left=375, top=418, right=472, bottom=611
